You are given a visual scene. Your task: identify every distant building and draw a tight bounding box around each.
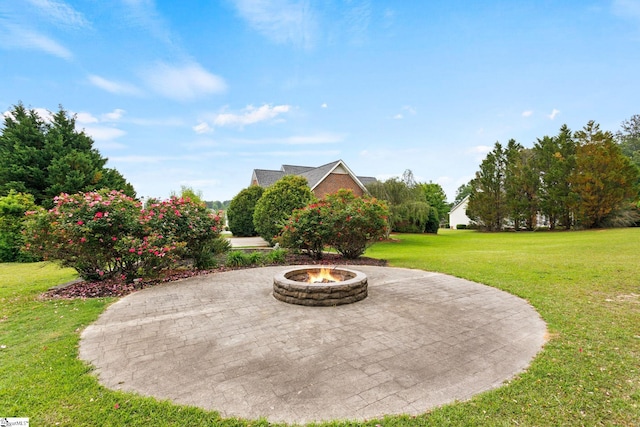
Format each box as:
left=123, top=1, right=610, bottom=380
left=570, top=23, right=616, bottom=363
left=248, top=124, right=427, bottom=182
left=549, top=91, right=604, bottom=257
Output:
left=448, top=195, right=471, bottom=228
left=251, top=159, right=377, bottom=198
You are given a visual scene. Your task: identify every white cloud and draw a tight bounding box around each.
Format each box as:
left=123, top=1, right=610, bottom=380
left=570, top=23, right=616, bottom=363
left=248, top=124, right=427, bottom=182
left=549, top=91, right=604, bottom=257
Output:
left=83, top=127, right=126, bottom=141
left=88, top=75, right=142, bottom=96
left=211, top=104, right=291, bottom=127
left=522, top=110, right=533, bottom=117
left=321, top=103, right=328, bottom=108
left=548, top=108, right=560, bottom=120
left=230, top=0, right=317, bottom=49
left=0, top=23, right=73, bottom=59
left=143, top=62, right=227, bottom=101
left=75, top=112, right=99, bottom=124
left=102, top=109, right=126, bottom=122
left=393, top=114, right=403, bottom=120
left=33, top=108, right=54, bottom=122
left=120, top=0, right=175, bottom=48
left=26, top=0, right=91, bottom=29
left=193, top=122, right=212, bottom=134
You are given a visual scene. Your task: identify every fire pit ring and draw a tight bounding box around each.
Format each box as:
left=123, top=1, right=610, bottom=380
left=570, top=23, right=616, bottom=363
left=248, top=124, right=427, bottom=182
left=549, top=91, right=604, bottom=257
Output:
left=273, top=266, right=368, bottom=306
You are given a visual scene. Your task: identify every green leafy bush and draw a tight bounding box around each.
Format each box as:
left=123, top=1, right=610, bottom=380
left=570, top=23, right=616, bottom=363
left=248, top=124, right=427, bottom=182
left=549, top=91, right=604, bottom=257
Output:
left=224, top=248, right=287, bottom=267
left=425, top=206, right=440, bottom=234
left=23, top=190, right=227, bottom=280
left=227, top=186, right=264, bottom=237
left=277, top=201, right=331, bottom=259
left=253, top=175, right=315, bottom=245
left=323, top=190, right=390, bottom=258
left=0, top=190, right=39, bottom=262
left=143, top=196, right=227, bottom=269
left=277, top=189, right=389, bottom=259
left=225, top=250, right=252, bottom=267
left=266, top=248, right=287, bottom=264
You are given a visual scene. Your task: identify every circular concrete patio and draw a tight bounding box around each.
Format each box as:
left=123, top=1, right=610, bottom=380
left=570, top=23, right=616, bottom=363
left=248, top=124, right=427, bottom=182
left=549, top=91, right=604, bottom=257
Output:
left=79, top=266, right=546, bottom=424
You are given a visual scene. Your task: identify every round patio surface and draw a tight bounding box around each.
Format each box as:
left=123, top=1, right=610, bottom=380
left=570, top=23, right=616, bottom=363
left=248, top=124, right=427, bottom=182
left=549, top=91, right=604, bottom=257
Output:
left=79, top=266, right=546, bottom=424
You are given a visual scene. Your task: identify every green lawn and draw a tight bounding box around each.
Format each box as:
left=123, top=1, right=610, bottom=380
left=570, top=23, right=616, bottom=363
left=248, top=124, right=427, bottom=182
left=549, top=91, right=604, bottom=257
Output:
left=1, top=229, right=639, bottom=426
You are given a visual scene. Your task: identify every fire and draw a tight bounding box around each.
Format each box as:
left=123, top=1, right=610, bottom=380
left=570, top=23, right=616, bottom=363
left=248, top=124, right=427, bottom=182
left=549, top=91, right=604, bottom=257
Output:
left=307, top=267, right=340, bottom=283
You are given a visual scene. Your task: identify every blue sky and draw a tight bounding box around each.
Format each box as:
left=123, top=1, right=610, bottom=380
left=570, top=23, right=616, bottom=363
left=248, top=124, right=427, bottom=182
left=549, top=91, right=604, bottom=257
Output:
left=1, top=1, right=639, bottom=202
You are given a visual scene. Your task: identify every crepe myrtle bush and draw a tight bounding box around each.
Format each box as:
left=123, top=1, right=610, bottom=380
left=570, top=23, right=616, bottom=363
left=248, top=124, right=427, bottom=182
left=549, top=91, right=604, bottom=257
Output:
left=323, top=189, right=390, bottom=258
left=143, top=196, right=228, bottom=269
left=24, top=190, right=227, bottom=281
left=277, top=189, right=389, bottom=259
left=277, top=201, right=331, bottom=260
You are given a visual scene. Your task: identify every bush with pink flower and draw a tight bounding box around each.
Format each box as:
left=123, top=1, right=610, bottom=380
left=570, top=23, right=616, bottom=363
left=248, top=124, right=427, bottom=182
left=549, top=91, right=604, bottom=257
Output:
left=23, top=190, right=227, bottom=281
left=277, top=189, right=389, bottom=259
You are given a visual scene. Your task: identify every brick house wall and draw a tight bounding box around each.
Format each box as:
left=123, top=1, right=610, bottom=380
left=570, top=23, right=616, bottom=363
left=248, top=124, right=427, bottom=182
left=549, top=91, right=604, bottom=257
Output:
left=313, top=173, right=364, bottom=198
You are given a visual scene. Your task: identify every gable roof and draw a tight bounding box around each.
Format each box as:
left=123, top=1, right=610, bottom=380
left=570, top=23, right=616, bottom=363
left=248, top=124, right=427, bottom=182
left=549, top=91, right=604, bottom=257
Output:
left=251, top=159, right=375, bottom=194
left=251, top=169, right=285, bottom=187
left=449, top=194, right=470, bottom=213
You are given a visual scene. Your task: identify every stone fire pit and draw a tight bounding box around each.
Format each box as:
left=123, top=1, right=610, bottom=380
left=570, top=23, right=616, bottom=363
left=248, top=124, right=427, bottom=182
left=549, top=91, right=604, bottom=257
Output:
left=273, top=266, right=368, bottom=306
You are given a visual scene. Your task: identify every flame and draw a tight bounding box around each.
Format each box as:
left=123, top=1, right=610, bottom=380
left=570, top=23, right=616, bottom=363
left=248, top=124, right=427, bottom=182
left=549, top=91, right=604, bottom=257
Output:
left=307, top=267, right=340, bottom=283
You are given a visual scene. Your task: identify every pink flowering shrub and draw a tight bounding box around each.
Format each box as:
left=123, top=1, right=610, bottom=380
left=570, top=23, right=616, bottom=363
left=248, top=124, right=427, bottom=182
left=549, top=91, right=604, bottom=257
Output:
left=143, top=196, right=228, bottom=269
left=24, top=190, right=226, bottom=281
left=277, top=189, right=389, bottom=259
left=277, top=201, right=331, bottom=260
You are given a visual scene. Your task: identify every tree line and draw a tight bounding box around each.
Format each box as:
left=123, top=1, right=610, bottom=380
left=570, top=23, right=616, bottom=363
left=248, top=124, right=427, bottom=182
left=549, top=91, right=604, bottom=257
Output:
left=465, top=118, right=640, bottom=231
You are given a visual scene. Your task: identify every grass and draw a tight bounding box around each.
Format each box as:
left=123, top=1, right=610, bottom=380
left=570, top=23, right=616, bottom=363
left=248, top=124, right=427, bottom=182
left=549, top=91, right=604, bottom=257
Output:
left=1, top=229, right=639, bottom=425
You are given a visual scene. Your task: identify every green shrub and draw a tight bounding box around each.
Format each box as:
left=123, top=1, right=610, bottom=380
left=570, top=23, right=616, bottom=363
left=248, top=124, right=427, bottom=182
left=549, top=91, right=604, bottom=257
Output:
left=253, top=175, right=315, bottom=245
left=277, top=201, right=331, bottom=259
left=456, top=224, right=468, bottom=230
left=225, top=250, right=251, bottom=267
left=143, top=196, right=227, bottom=269
left=227, top=186, right=264, bottom=237
left=277, top=190, right=389, bottom=259
left=224, top=249, right=285, bottom=267
left=323, top=189, right=390, bottom=259
left=266, top=248, right=287, bottom=264
left=425, top=206, right=440, bottom=234
left=23, top=190, right=227, bottom=280
left=24, top=190, right=159, bottom=280
left=0, top=190, right=39, bottom=262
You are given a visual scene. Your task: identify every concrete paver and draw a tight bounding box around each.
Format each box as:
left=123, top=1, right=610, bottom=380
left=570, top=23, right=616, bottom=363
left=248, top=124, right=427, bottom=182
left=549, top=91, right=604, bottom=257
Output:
left=79, top=266, right=546, bottom=425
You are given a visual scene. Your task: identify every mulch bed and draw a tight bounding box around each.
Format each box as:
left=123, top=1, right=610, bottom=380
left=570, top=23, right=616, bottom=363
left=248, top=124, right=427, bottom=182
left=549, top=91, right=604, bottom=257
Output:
left=43, top=253, right=387, bottom=299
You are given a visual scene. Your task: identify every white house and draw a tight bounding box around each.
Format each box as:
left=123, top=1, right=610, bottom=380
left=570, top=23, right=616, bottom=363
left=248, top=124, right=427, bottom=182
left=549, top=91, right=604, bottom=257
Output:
left=448, top=195, right=471, bottom=228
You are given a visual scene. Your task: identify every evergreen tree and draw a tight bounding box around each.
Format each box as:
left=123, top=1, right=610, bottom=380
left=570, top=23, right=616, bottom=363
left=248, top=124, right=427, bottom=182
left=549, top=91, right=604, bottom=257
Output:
left=0, top=103, right=135, bottom=207
left=228, top=186, right=264, bottom=237
left=533, top=125, right=576, bottom=229
left=467, top=142, right=508, bottom=231
left=616, top=114, right=640, bottom=169
left=570, top=121, right=638, bottom=228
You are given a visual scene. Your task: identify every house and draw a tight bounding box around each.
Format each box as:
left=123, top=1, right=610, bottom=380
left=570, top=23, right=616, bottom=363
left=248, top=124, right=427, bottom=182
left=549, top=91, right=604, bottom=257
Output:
left=448, top=194, right=471, bottom=228
left=251, top=159, right=377, bottom=198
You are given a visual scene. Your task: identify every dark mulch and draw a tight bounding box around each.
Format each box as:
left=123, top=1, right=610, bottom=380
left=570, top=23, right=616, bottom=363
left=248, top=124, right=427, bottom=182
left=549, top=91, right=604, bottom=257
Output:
left=43, top=253, right=387, bottom=300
